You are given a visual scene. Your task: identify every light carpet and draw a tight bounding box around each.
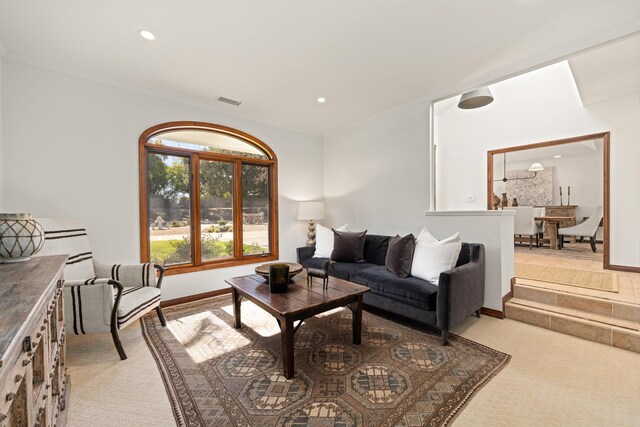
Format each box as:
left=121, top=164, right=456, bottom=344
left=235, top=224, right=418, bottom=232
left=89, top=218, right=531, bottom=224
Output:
left=515, top=263, right=617, bottom=292
left=141, top=297, right=510, bottom=426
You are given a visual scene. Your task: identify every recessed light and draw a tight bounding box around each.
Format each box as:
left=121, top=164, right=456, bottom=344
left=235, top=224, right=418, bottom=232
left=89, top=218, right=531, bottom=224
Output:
left=139, top=30, right=156, bottom=41
left=554, top=155, right=562, bottom=158
left=317, top=97, right=326, bottom=103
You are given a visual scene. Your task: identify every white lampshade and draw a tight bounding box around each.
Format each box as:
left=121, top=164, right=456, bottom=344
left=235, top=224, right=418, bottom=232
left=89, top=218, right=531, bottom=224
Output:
left=458, top=87, right=494, bottom=109
left=297, top=201, right=325, bottom=220
left=528, top=162, right=544, bottom=172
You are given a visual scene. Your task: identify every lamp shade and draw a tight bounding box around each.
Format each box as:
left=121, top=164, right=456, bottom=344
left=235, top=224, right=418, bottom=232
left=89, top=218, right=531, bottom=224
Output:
left=458, top=87, right=494, bottom=109
left=297, top=201, right=325, bottom=220
left=528, top=162, right=544, bottom=171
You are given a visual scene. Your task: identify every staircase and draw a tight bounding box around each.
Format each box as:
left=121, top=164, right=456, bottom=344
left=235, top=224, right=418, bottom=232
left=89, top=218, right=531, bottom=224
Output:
left=505, top=279, right=640, bottom=353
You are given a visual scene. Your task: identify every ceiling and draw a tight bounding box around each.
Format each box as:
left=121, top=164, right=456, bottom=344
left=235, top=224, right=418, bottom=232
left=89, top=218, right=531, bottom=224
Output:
left=569, top=33, right=640, bottom=105
left=497, top=140, right=602, bottom=164
left=1, top=1, right=639, bottom=134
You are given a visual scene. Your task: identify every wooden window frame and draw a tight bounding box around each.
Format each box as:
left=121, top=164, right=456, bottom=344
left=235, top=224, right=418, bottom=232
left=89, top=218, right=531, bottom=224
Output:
left=139, top=121, right=279, bottom=276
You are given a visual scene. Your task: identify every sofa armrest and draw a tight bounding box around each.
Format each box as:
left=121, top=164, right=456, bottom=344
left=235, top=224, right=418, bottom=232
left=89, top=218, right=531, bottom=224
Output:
left=436, top=244, right=485, bottom=332
left=296, top=246, right=316, bottom=263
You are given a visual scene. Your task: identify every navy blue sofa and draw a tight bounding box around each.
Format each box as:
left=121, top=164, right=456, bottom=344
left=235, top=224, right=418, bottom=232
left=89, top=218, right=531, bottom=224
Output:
left=296, top=234, right=485, bottom=345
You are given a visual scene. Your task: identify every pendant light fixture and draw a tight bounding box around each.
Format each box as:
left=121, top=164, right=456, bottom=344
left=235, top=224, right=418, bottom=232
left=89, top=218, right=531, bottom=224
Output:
left=494, top=153, right=544, bottom=182
left=458, top=87, right=494, bottom=109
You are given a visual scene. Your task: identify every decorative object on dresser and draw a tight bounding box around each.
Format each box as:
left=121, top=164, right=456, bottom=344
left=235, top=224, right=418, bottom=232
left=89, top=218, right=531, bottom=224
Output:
left=296, top=201, right=325, bottom=246
left=501, top=192, right=509, bottom=209
left=35, top=218, right=166, bottom=360
left=492, top=193, right=501, bottom=210
left=0, top=255, right=69, bottom=427
left=0, top=213, right=45, bottom=263
left=306, top=259, right=335, bottom=288
left=512, top=198, right=519, bottom=206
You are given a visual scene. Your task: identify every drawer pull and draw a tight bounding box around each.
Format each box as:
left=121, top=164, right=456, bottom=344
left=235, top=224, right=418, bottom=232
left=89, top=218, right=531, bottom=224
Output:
left=22, top=336, right=32, bottom=352
left=43, top=394, right=48, bottom=400
left=15, top=374, right=23, bottom=382
left=37, top=332, right=42, bottom=338
left=23, top=358, right=31, bottom=366
left=41, top=325, right=46, bottom=331
left=6, top=392, right=16, bottom=401
left=0, top=413, right=6, bottom=422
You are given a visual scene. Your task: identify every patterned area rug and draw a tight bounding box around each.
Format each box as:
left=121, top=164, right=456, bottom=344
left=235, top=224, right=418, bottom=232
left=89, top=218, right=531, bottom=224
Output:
left=515, top=263, right=618, bottom=292
left=142, top=296, right=510, bottom=427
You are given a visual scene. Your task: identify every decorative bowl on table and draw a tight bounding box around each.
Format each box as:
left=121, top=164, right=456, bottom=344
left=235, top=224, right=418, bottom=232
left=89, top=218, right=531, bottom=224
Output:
left=255, top=262, right=303, bottom=282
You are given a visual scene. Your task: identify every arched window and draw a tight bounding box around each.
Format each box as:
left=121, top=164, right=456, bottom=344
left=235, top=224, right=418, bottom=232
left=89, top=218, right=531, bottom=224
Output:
left=139, top=121, right=278, bottom=275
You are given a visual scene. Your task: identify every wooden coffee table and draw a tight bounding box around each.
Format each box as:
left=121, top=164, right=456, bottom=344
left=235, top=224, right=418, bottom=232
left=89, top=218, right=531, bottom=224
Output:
left=225, top=273, right=370, bottom=379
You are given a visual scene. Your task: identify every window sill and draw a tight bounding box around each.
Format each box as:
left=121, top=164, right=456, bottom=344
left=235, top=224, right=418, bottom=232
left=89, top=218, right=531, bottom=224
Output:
left=162, top=254, right=279, bottom=276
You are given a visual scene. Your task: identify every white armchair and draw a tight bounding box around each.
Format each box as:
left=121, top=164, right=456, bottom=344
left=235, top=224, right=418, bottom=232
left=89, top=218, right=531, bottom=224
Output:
left=35, top=218, right=166, bottom=360
left=512, top=206, right=538, bottom=249
left=558, top=206, right=603, bottom=252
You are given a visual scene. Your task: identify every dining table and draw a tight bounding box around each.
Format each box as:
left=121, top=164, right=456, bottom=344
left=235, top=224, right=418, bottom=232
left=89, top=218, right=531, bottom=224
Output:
left=534, top=215, right=576, bottom=250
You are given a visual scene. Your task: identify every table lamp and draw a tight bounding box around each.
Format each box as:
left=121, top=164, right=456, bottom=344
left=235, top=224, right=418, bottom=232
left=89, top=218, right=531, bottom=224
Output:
left=297, top=201, right=325, bottom=246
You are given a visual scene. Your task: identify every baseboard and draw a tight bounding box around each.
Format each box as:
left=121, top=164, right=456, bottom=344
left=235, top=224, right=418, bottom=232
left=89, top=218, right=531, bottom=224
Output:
left=607, top=264, right=640, bottom=273
left=480, top=307, right=504, bottom=319
left=161, top=288, right=231, bottom=308
left=502, top=280, right=515, bottom=314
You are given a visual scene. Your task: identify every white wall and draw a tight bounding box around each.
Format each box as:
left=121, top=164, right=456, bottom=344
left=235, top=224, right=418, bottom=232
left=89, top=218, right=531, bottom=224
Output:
left=323, top=102, right=430, bottom=235
left=436, top=62, right=640, bottom=267
left=1, top=59, right=324, bottom=300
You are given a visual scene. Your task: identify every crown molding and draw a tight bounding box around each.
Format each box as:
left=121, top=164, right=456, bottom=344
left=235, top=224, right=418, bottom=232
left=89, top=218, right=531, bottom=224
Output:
left=325, top=18, right=640, bottom=137
left=3, top=52, right=323, bottom=138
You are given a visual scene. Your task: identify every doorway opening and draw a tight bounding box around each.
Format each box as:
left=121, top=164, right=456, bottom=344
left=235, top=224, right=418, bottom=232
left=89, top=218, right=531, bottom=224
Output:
left=487, top=132, right=610, bottom=269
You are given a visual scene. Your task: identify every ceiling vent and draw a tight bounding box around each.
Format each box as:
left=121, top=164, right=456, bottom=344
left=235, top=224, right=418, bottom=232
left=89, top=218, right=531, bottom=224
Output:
left=217, top=96, right=242, bottom=107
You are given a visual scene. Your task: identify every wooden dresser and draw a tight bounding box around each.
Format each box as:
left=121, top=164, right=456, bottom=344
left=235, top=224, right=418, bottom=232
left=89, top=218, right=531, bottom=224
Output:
left=542, top=205, right=577, bottom=228
left=0, top=255, right=69, bottom=427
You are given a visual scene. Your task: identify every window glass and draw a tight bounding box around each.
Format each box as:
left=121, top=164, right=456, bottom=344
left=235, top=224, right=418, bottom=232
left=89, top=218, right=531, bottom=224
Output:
left=242, top=164, right=270, bottom=255
left=147, top=153, right=192, bottom=265
left=141, top=122, right=278, bottom=274
left=150, top=130, right=268, bottom=159
left=200, top=160, right=234, bottom=261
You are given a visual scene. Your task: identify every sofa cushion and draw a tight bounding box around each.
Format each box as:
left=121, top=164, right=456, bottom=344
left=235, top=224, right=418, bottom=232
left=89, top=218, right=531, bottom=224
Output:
left=331, top=229, right=367, bottom=262
left=300, top=257, right=376, bottom=281
left=385, top=234, right=415, bottom=278
left=411, top=228, right=462, bottom=285
left=363, top=234, right=390, bottom=265
left=314, top=224, right=349, bottom=258
left=351, top=265, right=438, bottom=311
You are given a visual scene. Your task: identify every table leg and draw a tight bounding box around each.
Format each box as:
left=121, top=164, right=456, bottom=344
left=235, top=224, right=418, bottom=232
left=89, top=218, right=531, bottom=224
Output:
left=547, top=221, right=558, bottom=250
left=351, top=295, right=363, bottom=345
left=281, top=317, right=295, bottom=379
left=232, top=288, right=241, bottom=328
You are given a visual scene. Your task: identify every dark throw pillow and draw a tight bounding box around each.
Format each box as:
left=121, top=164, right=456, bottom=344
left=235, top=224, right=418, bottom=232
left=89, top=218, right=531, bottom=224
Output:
left=331, top=229, right=368, bottom=262
left=385, top=234, right=416, bottom=278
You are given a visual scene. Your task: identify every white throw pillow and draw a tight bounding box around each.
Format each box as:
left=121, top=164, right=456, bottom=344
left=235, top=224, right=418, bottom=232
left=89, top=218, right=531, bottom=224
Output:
left=410, top=227, right=462, bottom=285
left=313, top=224, right=348, bottom=258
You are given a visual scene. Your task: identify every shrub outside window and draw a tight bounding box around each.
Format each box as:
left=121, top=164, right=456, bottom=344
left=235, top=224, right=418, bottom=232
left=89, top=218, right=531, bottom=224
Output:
left=139, top=122, right=278, bottom=275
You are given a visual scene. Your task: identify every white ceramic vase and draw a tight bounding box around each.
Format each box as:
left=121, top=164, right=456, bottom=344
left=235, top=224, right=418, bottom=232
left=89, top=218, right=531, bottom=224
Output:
left=0, top=213, right=45, bottom=263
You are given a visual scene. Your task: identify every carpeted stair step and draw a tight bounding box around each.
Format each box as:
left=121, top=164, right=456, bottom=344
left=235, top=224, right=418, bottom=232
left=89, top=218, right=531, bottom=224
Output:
left=505, top=299, right=640, bottom=353
left=513, top=282, right=640, bottom=323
